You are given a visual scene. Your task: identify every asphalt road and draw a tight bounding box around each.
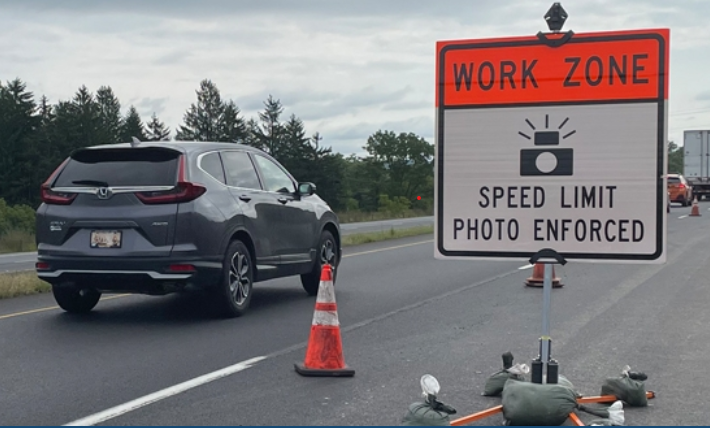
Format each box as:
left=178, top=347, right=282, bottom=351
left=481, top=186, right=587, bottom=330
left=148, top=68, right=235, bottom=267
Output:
left=0, top=251, right=37, bottom=274
left=0, top=204, right=709, bottom=426
left=0, top=216, right=434, bottom=274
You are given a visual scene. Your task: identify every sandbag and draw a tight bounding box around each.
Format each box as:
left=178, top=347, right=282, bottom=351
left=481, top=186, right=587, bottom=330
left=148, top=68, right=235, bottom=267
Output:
left=401, top=402, right=451, bottom=426
left=601, top=366, right=648, bottom=407
left=556, top=374, right=576, bottom=392
left=482, top=352, right=528, bottom=397
left=501, top=378, right=578, bottom=426
left=601, top=376, right=647, bottom=407
left=483, top=369, right=526, bottom=396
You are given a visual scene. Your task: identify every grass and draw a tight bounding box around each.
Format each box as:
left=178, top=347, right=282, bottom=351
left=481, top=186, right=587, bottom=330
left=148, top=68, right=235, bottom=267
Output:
left=0, top=224, right=434, bottom=301
left=0, top=230, right=36, bottom=254
left=341, top=224, right=434, bottom=246
left=0, top=271, right=51, bottom=300
left=335, top=209, right=432, bottom=224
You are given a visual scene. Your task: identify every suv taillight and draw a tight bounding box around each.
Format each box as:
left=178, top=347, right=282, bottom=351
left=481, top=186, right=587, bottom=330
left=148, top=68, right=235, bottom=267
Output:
left=135, top=155, right=206, bottom=205
left=40, top=158, right=77, bottom=205
left=678, top=183, right=686, bottom=190
left=41, top=184, right=78, bottom=205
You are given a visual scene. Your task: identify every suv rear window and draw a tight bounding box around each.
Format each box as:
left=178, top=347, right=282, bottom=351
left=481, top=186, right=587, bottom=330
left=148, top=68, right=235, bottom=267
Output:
left=667, top=176, right=680, bottom=184
left=53, top=148, right=180, bottom=187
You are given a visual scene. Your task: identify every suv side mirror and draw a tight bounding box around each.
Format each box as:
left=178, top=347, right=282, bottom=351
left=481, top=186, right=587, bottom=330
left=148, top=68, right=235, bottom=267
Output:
left=298, top=182, right=316, bottom=196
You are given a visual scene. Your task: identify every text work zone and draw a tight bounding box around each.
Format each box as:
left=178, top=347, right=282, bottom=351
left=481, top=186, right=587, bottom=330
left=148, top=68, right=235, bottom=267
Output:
left=438, top=36, right=665, bottom=106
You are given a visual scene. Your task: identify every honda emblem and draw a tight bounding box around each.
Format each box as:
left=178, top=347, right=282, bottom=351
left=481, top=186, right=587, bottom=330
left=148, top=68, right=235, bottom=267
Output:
left=97, top=187, right=111, bottom=200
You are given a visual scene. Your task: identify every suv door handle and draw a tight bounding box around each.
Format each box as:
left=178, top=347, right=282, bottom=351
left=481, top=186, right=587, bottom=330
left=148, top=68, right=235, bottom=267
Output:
left=238, top=195, right=252, bottom=202
left=277, top=197, right=288, bottom=204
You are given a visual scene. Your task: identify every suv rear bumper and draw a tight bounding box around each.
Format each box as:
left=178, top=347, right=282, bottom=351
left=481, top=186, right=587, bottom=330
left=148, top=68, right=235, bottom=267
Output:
left=36, top=255, right=223, bottom=294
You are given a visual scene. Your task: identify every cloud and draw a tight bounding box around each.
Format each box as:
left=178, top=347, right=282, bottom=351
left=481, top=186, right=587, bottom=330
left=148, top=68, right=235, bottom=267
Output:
left=323, top=116, right=434, bottom=143
left=1, top=0, right=709, bottom=157
left=152, top=50, right=193, bottom=66
left=2, top=0, right=505, bottom=23
left=129, top=97, right=169, bottom=119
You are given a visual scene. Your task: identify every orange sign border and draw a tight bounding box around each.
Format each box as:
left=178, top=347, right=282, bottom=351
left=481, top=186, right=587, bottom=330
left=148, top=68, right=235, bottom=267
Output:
left=435, top=28, right=669, bottom=262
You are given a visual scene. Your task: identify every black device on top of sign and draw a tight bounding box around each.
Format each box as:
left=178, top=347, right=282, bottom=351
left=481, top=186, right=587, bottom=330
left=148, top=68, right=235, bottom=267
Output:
left=519, top=114, right=575, bottom=176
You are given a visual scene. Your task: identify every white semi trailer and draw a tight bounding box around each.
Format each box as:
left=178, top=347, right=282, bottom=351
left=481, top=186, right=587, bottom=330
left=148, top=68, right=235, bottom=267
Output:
left=684, top=130, right=710, bottom=200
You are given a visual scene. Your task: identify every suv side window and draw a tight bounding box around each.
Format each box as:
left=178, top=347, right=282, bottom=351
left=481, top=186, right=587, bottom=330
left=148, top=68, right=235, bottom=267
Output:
left=200, top=152, right=226, bottom=185
left=254, top=154, right=296, bottom=194
left=221, top=151, right=262, bottom=190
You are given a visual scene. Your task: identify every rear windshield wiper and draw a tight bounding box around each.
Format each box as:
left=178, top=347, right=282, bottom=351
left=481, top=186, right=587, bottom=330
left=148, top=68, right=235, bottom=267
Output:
left=72, top=180, right=110, bottom=187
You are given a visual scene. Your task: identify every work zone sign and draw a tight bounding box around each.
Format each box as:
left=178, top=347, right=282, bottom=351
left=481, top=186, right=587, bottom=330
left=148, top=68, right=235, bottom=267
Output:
left=434, top=29, right=669, bottom=263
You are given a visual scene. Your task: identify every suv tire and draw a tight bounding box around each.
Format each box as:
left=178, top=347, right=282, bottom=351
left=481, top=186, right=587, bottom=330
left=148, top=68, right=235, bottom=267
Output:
left=301, top=229, right=338, bottom=296
left=52, top=285, right=101, bottom=314
left=214, top=239, right=254, bottom=318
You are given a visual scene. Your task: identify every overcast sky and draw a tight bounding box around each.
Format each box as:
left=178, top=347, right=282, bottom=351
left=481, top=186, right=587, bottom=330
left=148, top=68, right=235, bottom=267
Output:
left=1, top=0, right=709, bottom=156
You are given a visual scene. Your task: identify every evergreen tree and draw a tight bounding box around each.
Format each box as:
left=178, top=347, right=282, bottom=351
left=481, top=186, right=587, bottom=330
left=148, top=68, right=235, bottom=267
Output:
left=145, top=113, right=170, bottom=141
left=219, top=100, right=247, bottom=143
left=282, top=114, right=311, bottom=162
left=254, top=95, right=285, bottom=156
left=96, top=86, right=123, bottom=144
left=64, top=85, right=102, bottom=148
left=0, top=77, right=439, bottom=217
left=38, top=95, right=54, bottom=126
left=0, top=79, right=40, bottom=205
left=120, top=106, right=147, bottom=142
left=308, top=132, right=332, bottom=160
left=26, top=95, right=58, bottom=205
left=176, top=79, right=225, bottom=141
left=242, top=118, right=261, bottom=148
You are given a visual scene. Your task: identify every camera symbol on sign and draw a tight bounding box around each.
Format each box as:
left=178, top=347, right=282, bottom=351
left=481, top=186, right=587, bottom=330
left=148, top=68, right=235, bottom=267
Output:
left=519, top=114, right=575, bottom=176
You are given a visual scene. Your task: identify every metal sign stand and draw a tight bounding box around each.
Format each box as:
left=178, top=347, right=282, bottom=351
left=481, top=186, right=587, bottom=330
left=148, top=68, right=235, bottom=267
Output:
left=530, top=1, right=571, bottom=386
left=529, top=248, right=567, bottom=384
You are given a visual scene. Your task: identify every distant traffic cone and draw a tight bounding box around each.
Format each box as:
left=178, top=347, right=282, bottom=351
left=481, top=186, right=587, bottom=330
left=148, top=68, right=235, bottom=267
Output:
left=295, top=264, right=355, bottom=377
left=690, top=196, right=701, bottom=217
left=525, top=263, right=563, bottom=288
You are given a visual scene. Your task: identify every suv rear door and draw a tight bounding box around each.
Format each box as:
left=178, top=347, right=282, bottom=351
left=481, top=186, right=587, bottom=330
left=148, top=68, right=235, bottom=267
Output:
left=37, top=146, right=188, bottom=258
left=219, top=150, right=281, bottom=266
left=251, top=153, right=318, bottom=262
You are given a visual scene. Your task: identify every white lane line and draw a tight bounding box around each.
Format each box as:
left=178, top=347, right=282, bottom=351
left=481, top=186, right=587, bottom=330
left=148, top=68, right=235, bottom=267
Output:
left=62, top=356, right=266, bottom=426
left=518, top=264, right=534, bottom=270
left=679, top=215, right=688, bottom=219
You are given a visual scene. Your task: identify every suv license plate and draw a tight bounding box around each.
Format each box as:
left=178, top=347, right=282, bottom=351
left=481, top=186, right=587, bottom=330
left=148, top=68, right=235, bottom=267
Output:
left=90, top=230, right=122, bottom=248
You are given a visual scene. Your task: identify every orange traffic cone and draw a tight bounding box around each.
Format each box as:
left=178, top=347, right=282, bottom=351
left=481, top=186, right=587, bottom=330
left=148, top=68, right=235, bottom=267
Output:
left=295, top=264, right=355, bottom=377
left=525, top=263, right=563, bottom=288
left=690, top=196, right=701, bottom=217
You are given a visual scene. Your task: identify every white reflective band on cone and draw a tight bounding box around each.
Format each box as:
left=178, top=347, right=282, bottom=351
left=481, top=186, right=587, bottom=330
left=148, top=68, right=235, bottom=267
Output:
left=316, top=281, right=336, bottom=304
left=312, top=310, right=340, bottom=327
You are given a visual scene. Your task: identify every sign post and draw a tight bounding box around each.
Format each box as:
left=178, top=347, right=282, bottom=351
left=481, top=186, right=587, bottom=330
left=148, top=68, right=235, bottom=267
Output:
left=434, top=2, right=669, bottom=383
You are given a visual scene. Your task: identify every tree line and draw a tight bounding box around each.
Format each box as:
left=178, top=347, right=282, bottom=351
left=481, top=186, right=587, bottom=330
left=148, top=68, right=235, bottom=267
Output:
left=668, top=140, right=683, bottom=174
left=0, top=78, right=434, bottom=221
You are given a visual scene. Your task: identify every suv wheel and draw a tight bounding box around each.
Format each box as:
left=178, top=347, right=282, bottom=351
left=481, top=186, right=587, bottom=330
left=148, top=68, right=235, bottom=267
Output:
left=52, top=285, right=101, bottom=314
left=301, top=230, right=338, bottom=296
left=214, top=239, right=254, bottom=318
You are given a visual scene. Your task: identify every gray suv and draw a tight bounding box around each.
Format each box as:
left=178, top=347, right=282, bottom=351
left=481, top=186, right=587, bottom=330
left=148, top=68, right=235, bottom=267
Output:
left=35, top=141, right=342, bottom=318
